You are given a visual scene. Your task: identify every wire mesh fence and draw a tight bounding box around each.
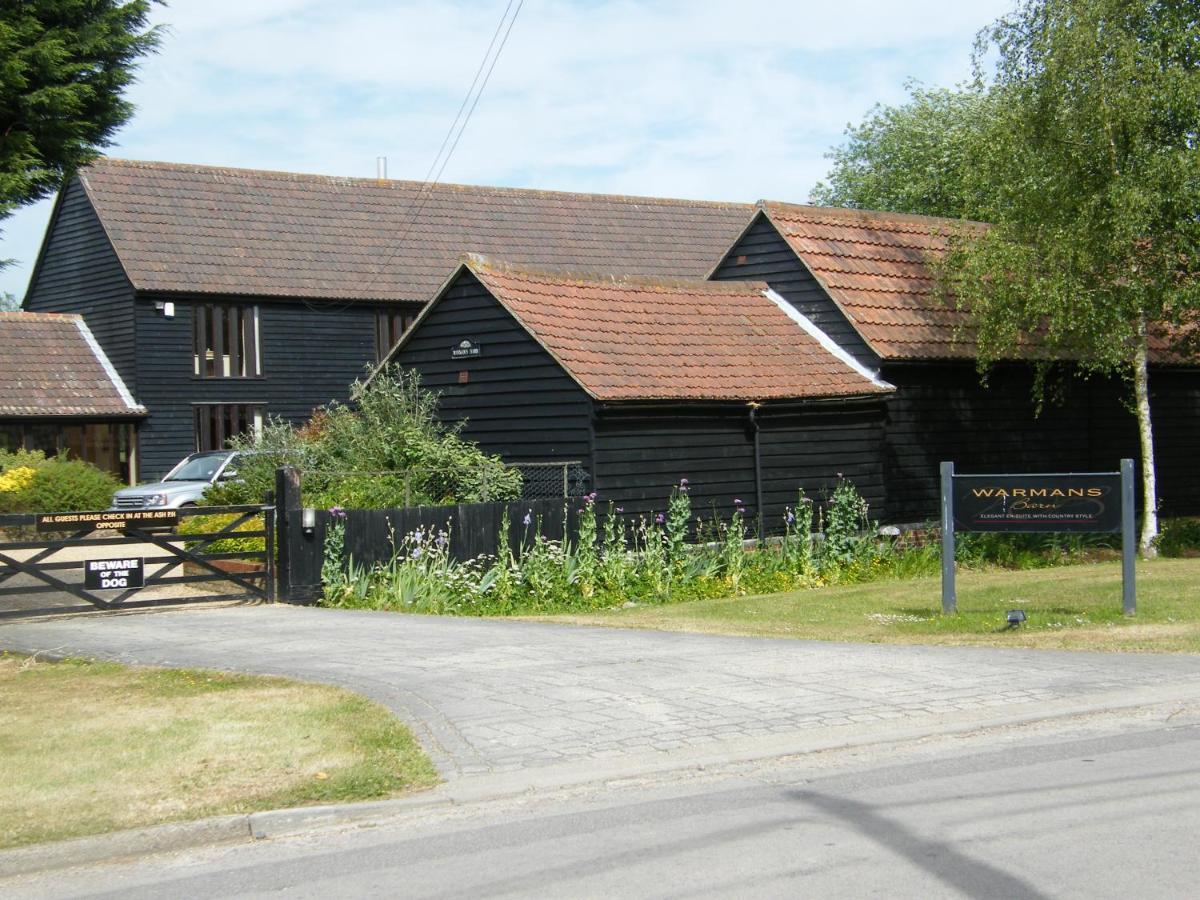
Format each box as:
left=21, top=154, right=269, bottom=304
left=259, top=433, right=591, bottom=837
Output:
left=509, top=461, right=590, bottom=500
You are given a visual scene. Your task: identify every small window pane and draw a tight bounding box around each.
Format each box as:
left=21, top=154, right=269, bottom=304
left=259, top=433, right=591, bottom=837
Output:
left=193, top=305, right=261, bottom=377
left=193, top=404, right=265, bottom=452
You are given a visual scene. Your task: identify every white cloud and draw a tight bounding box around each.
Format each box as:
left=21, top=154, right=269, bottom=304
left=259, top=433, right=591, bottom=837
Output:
left=2, top=0, right=1012, bottom=297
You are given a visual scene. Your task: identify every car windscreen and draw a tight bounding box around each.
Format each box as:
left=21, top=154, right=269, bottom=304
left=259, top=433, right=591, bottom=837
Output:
left=164, top=453, right=232, bottom=482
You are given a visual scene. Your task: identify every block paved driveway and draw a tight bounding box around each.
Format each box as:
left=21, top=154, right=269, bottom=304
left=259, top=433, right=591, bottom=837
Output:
left=5, top=605, right=1200, bottom=781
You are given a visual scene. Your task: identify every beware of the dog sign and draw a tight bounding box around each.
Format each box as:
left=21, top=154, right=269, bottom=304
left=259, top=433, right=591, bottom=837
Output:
left=83, top=558, right=145, bottom=591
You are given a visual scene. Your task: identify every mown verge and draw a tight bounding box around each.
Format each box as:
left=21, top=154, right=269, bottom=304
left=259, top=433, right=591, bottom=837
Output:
left=0, top=654, right=438, bottom=849
left=545, top=558, right=1200, bottom=653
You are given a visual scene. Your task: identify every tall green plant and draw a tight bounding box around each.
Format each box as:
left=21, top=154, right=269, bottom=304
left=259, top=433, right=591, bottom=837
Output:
left=206, top=368, right=521, bottom=509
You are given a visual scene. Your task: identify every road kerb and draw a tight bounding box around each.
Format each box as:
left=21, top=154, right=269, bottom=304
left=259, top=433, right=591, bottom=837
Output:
left=5, top=680, right=1200, bottom=880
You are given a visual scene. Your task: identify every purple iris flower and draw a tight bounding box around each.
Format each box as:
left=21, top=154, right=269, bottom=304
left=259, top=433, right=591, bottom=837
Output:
left=655, top=513, right=665, bottom=525
left=523, top=510, right=532, bottom=527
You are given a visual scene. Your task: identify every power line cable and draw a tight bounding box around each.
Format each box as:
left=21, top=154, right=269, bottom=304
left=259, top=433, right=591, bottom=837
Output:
left=302, top=0, right=524, bottom=314
left=359, top=0, right=525, bottom=296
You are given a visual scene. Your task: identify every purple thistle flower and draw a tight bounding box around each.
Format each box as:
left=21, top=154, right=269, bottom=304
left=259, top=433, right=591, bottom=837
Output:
left=328, top=505, right=346, bottom=519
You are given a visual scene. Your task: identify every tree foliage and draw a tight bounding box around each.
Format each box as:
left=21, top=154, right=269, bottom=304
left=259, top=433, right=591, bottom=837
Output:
left=0, top=1, right=161, bottom=219
left=941, top=0, right=1200, bottom=551
left=205, top=368, right=523, bottom=510
left=948, top=0, right=1200, bottom=367
left=809, top=82, right=994, bottom=219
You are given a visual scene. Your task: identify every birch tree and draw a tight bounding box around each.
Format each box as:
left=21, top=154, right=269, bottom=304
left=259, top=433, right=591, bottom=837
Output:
left=942, top=0, right=1200, bottom=555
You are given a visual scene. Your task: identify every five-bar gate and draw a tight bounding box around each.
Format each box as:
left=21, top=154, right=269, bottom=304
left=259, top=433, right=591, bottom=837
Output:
left=0, top=504, right=274, bottom=620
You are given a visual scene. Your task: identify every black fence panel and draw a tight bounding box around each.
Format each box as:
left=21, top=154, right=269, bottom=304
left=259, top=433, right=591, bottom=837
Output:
left=285, top=497, right=594, bottom=598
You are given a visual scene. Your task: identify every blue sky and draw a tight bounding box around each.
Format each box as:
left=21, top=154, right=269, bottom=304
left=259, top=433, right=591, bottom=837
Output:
left=1, top=0, right=1013, bottom=300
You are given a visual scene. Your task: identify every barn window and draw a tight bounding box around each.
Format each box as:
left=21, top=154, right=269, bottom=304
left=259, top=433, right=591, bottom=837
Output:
left=193, top=403, right=264, bottom=452
left=376, top=309, right=419, bottom=362
left=193, top=305, right=261, bottom=377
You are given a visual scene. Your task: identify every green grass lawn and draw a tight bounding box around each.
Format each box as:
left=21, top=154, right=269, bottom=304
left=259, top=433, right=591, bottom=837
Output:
left=547, top=557, right=1200, bottom=653
left=0, top=655, right=439, bottom=850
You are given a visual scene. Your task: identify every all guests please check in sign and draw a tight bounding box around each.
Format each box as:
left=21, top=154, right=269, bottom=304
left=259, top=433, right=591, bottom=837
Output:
left=35, top=510, right=178, bottom=532
left=939, top=460, right=1136, bottom=616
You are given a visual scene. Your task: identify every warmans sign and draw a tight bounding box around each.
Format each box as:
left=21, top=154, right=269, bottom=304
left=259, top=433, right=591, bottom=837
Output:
left=940, top=461, right=1136, bottom=616
left=951, top=474, right=1122, bottom=533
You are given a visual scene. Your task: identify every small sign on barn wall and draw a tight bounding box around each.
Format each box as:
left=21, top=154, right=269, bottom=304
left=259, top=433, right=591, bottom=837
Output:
left=83, top=557, right=145, bottom=591
left=451, top=340, right=481, bottom=359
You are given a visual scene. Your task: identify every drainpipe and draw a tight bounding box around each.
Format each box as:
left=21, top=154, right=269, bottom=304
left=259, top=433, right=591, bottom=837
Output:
left=748, top=402, right=763, bottom=538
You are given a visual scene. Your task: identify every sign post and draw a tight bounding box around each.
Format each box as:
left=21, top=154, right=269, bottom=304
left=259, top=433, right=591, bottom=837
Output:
left=940, top=459, right=1136, bottom=616
left=1121, top=458, right=1136, bottom=616
left=940, top=461, right=956, bottom=614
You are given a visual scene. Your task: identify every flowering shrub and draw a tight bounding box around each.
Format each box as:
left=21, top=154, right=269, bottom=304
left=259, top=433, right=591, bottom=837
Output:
left=0, top=449, right=121, bottom=514
left=316, top=476, right=1104, bottom=617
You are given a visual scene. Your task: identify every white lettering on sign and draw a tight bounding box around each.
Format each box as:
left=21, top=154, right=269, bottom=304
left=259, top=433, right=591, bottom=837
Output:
left=87, top=559, right=139, bottom=572
left=83, top=557, right=144, bottom=591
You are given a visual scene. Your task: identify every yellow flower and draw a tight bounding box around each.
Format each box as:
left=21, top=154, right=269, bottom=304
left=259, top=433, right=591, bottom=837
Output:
left=0, top=466, right=36, bottom=493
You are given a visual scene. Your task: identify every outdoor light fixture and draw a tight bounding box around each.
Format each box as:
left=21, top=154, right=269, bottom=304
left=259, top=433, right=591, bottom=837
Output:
left=301, top=507, right=316, bottom=534
left=1006, top=609, right=1027, bottom=627
left=153, top=300, right=175, bottom=317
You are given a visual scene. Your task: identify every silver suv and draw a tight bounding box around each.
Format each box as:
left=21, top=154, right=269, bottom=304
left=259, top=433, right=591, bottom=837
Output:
left=109, top=451, right=241, bottom=510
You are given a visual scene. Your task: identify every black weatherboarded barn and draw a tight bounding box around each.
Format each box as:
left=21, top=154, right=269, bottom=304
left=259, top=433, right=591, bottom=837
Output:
left=386, top=258, right=893, bottom=526
left=710, top=203, right=1200, bottom=520
left=23, top=159, right=751, bottom=479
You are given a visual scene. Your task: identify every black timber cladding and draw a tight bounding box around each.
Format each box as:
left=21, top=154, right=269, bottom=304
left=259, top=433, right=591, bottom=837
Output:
left=396, top=272, right=889, bottom=525
left=881, top=363, right=1200, bottom=521
left=710, top=213, right=879, bottom=370
left=23, top=179, right=138, bottom=392
left=592, top=402, right=887, bottom=529
left=394, top=271, right=594, bottom=464
left=132, top=295, right=406, bottom=478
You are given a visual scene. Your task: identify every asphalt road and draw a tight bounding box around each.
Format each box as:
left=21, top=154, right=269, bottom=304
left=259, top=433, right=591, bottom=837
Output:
left=7, top=707, right=1198, bottom=899
left=6, top=605, right=1200, bottom=787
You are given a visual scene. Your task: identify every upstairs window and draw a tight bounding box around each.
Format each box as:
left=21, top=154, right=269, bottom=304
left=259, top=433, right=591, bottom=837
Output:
left=194, top=403, right=264, bottom=452
left=194, top=304, right=261, bottom=377
left=376, top=309, right=419, bottom=362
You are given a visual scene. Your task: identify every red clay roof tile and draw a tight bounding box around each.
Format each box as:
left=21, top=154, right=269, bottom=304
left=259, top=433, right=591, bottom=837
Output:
left=0, top=313, right=146, bottom=418
left=465, top=262, right=891, bottom=402
left=76, top=158, right=753, bottom=303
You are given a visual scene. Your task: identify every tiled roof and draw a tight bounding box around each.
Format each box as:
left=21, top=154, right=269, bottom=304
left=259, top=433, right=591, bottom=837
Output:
left=761, top=202, right=978, bottom=360
left=0, top=312, right=146, bottom=418
left=463, top=261, right=892, bottom=402
left=763, top=202, right=1193, bottom=364
left=75, top=158, right=753, bottom=303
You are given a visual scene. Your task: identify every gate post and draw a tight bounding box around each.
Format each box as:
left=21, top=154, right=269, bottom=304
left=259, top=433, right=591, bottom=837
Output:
left=274, top=466, right=310, bottom=603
